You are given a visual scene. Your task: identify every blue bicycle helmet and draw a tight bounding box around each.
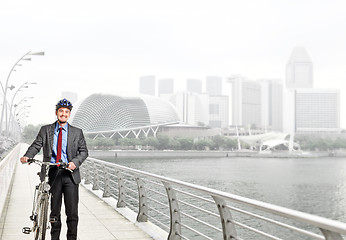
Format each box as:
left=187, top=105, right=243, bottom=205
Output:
left=56, top=98, right=73, bottom=111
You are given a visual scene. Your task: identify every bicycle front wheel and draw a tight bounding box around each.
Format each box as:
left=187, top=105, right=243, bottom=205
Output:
left=34, top=193, right=49, bottom=240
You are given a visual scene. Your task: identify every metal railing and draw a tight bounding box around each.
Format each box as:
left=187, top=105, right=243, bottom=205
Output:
left=80, top=157, right=346, bottom=240
left=0, top=144, right=19, bottom=222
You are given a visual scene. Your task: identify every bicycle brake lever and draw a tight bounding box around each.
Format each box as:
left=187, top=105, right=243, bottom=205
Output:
left=27, top=158, right=35, bottom=164
left=58, top=162, right=73, bottom=172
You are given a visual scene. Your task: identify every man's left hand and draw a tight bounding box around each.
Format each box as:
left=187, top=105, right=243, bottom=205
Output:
left=68, top=162, right=76, bottom=171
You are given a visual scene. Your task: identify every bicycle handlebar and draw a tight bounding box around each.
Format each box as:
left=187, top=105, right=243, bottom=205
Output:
left=27, top=158, right=72, bottom=171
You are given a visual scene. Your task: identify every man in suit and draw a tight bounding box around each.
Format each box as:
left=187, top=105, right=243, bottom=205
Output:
left=20, top=98, right=88, bottom=240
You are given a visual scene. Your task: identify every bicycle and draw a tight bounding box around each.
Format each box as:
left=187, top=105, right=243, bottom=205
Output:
left=22, top=158, right=72, bottom=240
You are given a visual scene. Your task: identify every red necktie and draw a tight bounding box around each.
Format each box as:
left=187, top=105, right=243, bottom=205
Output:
left=56, top=127, right=62, bottom=163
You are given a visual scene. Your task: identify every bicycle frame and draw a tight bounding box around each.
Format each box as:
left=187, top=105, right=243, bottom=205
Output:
left=22, top=159, right=70, bottom=240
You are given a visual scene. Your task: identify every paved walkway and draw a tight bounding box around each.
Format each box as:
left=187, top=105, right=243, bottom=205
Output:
left=1, top=153, right=155, bottom=240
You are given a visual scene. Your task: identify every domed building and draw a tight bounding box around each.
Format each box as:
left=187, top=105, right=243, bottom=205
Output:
left=71, top=93, right=180, bottom=136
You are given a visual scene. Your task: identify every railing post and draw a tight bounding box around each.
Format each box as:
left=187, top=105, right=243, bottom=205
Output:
left=92, top=162, right=100, bottom=190
left=212, top=196, right=237, bottom=240
left=102, top=165, right=111, bottom=198
left=162, top=182, right=181, bottom=240
left=116, top=171, right=126, bottom=208
left=135, top=175, right=148, bottom=222
left=83, top=161, right=92, bottom=184
left=319, top=228, right=343, bottom=240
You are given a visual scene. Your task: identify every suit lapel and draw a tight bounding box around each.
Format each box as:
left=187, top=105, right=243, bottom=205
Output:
left=67, top=124, right=73, bottom=161
left=49, top=122, right=55, bottom=152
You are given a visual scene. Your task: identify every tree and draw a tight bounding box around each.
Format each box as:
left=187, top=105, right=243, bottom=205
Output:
left=87, top=137, right=115, bottom=150
left=177, top=138, right=194, bottom=150
left=211, top=135, right=225, bottom=150
left=168, top=138, right=181, bottom=150
left=156, top=135, right=170, bottom=150
left=194, top=139, right=210, bottom=150
left=118, top=138, right=141, bottom=149
left=224, top=138, right=238, bottom=150
left=22, top=124, right=43, bottom=143
left=143, top=137, right=159, bottom=149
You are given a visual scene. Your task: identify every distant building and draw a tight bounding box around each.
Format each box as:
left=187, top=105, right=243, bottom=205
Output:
left=158, top=78, right=174, bottom=96
left=71, top=93, right=179, bottom=133
left=295, top=89, right=340, bottom=133
left=284, top=47, right=341, bottom=134
left=186, top=79, right=202, bottom=93
left=260, top=79, right=283, bottom=131
left=169, top=92, right=209, bottom=126
left=139, top=76, right=155, bottom=96
left=209, top=95, right=229, bottom=128
left=206, top=76, right=222, bottom=96
left=228, top=76, right=262, bottom=128
left=286, top=47, right=313, bottom=89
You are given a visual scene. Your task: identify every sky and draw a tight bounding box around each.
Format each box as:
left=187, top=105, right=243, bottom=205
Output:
left=0, top=0, right=346, bottom=128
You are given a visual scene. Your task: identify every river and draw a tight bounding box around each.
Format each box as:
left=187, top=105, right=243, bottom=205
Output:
left=97, top=156, right=346, bottom=222
left=97, top=155, right=346, bottom=237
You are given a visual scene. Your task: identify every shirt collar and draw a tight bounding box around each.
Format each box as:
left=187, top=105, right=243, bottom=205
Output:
left=55, top=122, right=68, bottom=132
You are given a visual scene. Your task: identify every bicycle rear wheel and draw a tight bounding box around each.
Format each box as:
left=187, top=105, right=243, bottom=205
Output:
left=34, top=193, right=49, bottom=240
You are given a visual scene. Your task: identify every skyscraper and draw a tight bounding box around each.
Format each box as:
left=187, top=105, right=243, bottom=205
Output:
left=228, top=76, right=262, bottom=127
left=139, top=76, right=156, bottom=96
left=158, top=78, right=174, bottom=96
left=284, top=47, right=340, bottom=134
left=260, top=79, right=283, bottom=131
left=186, top=79, right=202, bottom=94
left=286, top=47, right=313, bottom=89
left=295, top=89, right=340, bottom=132
left=206, top=76, right=222, bottom=96
left=169, top=91, right=209, bottom=126
left=209, top=95, right=229, bottom=128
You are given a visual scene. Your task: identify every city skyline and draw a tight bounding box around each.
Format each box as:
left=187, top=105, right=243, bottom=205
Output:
left=0, top=0, right=345, bottom=128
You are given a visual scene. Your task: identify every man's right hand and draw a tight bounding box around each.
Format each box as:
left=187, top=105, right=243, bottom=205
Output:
left=20, top=156, right=29, bottom=164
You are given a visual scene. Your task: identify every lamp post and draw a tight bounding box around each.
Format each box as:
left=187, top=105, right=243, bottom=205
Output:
left=6, top=82, right=36, bottom=136
left=12, top=105, right=31, bottom=140
left=0, top=51, right=44, bottom=136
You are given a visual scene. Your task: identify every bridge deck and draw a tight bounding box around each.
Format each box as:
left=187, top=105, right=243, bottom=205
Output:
left=1, top=158, right=154, bottom=240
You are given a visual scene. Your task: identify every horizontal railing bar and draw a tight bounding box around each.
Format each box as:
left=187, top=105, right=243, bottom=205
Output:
left=147, top=215, right=170, bottom=231
left=174, top=188, right=214, bottom=204
left=147, top=197, right=168, bottom=209
left=180, top=212, right=221, bottom=232
left=109, top=179, right=119, bottom=188
left=86, top=158, right=346, bottom=234
left=180, top=222, right=214, bottom=240
left=118, top=171, right=135, bottom=179
left=122, top=187, right=137, bottom=196
left=125, top=194, right=139, bottom=204
left=231, top=219, right=283, bottom=240
left=226, top=205, right=324, bottom=239
left=145, top=179, right=164, bottom=187
left=179, top=199, right=219, bottom=218
left=110, top=191, right=118, bottom=197
left=123, top=179, right=137, bottom=187
left=176, top=232, right=191, bottom=240
left=147, top=206, right=170, bottom=219
left=110, top=186, right=119, bottom=192
left=146, top=188, right=167, bottom=197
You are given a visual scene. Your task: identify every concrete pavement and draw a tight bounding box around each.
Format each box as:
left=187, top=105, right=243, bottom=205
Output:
left=0, top=153, right=156, bottom=240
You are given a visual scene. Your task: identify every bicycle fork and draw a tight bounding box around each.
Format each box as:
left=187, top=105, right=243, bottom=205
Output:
left=23, top=184, right=39, bottom=234
left=22, top=184, right=50, bottom=234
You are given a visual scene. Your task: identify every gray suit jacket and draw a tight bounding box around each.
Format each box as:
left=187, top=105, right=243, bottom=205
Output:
left=24, top=122, right=88, bottom=184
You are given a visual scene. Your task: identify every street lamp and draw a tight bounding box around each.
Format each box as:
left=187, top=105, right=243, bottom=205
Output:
left=6, top=82, right=36, bottom=136
left=11, top=105, right=31, bottom=138
left=0, top=51, right=44, bottom=136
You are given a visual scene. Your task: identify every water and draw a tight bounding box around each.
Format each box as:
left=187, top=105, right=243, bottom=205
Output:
left=97, top=156, right=346, bottom=237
